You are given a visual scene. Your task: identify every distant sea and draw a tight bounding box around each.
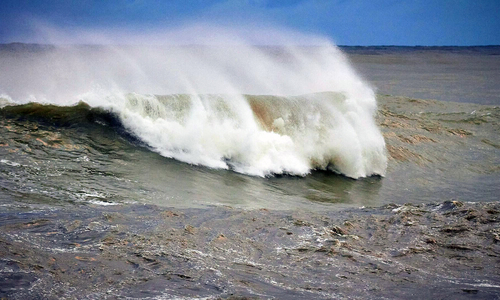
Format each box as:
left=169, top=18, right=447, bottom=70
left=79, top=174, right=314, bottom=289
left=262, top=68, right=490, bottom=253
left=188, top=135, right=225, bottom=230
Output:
left=342, top=45, right=500, bottom=105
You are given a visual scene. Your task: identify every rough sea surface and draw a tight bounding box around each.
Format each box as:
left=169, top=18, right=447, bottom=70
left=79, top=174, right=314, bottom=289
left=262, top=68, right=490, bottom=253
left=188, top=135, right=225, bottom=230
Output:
left=0, top=46, right=499, bottom=299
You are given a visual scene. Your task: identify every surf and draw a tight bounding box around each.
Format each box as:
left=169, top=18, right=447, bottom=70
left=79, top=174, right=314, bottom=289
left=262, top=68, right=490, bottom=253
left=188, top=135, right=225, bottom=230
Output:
left=0, top=29, right=387, bottom=178
left=1, top=91, right=387, bottom=178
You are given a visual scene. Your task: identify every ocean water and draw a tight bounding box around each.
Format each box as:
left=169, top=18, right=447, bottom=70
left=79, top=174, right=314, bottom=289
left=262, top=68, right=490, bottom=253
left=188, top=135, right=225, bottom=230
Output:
left=344, top=46, right=500, bottom=105
left=0, top=44, right=499, bottom=211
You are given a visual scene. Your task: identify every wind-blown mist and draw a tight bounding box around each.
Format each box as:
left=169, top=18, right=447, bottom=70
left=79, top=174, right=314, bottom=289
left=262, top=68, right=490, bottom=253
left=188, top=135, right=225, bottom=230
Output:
left=0, top=29, right=387, bottom=178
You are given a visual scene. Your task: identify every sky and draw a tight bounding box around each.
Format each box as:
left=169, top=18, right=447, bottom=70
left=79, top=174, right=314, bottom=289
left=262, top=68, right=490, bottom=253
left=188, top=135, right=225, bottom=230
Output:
left=1, top=0, right=499, bottom=46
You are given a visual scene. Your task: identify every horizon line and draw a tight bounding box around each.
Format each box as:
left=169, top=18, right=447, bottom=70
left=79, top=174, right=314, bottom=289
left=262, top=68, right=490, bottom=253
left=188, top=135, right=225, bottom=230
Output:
left=1, top=42, right=500, bottom=48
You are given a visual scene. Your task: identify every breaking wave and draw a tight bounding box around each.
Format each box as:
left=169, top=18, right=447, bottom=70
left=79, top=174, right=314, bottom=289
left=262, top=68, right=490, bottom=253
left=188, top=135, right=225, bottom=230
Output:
left=1, top=91, right=387, bottom=178
left=0, top=41, right=387, bottom=178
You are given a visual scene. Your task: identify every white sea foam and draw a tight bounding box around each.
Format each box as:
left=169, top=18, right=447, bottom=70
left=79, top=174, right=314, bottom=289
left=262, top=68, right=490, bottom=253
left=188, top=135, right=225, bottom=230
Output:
left=107, top=91, right=387, bottom=178
left=0, top=159, right=21, bottom=167
left=0, top=26, right=387, bottom=178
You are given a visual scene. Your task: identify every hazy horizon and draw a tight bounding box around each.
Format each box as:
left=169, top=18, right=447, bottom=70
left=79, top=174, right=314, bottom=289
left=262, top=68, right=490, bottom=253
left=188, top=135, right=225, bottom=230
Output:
left=2, top=42, right=500, bottom=47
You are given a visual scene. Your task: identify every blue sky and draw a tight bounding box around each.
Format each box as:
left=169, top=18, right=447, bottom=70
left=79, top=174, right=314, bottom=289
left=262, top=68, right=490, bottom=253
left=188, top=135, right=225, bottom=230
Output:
left=1, top=0, right=499, bottom=45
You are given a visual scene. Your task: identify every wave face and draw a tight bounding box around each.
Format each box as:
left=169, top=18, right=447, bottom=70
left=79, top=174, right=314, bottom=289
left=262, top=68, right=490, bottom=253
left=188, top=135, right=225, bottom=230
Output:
left=0, top=43, right=387, bottom=178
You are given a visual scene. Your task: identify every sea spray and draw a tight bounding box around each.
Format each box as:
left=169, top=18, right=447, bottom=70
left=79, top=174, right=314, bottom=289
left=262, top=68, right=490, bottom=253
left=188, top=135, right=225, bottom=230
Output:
left=0, top=31, right=387, bottom=178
